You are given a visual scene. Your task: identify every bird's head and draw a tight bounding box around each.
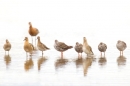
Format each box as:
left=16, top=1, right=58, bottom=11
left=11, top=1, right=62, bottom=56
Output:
left=117, top=40, right=121, bottom=43
left=37, top=36, right=40, bottom=40
left=100, top=42, right=103, bottom=45
left=24, top=37, right=28, bottom=41
left=6, top=39, right=9, bottom=43
left=76, top=42, right=79, bottom=45
left=55, top=40, right=58, bottom=43
left=28, top=22, right=32, bottom=25
left=83, top=37, right=87, bottom=42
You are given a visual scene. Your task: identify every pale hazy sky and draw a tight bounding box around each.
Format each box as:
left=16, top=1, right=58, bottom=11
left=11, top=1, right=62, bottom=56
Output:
left=0, top=0, right=130, bottom=40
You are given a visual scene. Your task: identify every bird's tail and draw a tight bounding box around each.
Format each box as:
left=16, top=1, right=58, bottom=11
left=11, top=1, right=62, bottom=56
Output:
left=47, top=47, right=50, bottom=50
left=91, top=51, right=94, bottom=55
left=68, top=46, right=73, bottom=49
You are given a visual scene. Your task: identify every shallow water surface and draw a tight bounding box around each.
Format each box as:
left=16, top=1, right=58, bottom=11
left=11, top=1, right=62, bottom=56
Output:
left=0, top=30, right=130, bottom=86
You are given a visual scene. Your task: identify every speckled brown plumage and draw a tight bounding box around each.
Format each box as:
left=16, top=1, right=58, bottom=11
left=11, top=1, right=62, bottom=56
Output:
left=116, top=40, right=127, bottom=56
left=54, top=40, right=73, bottom=58
left=75, top=42, right=83, bottom=58
left=98, top=42, right=107, bottom=57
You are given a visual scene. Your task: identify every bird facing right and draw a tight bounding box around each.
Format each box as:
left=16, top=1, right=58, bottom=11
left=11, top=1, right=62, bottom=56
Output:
left=98, top=42, right=107, bottom=57
left=37, top=36, right=50, bottom=56
left=82, top=37, right=94, bottom=56
left=116, top=40, right=127, bottom=56
left=54, top=40, right=73, bottom=59
left=75, top=42, right=83, bottom=59
left=3, top=39, right=11, bottom=55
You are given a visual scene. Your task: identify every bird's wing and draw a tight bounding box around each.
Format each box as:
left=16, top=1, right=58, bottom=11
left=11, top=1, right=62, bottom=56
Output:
left=123, top=42, right=127, bottom=48
left=75, top=45, right=80, bottom=51
left=104, top=43, right=107, bottom=49
left=78, top=44, right=83, bottom=51
left=3, top=44, right=6, bottom=49
left=88, top=45, right=94, bottom=54
left=58, top=42, right=68, bottom=49
left=79, top=44, right=83, bottom=48
left=29, top=43, right=34, bottom=50
left=40, top=42, right=50, bottom=49
left=35, top=28, right=39, bottom=33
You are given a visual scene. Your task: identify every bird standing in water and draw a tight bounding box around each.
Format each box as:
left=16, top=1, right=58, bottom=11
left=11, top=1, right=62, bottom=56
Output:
left=82, top=37, right=94, bottom=56
left=3, top=39, right=11, bottom=55
left=28, top=22, right=39, bottom=48
left=98, top=42, right=107, bottom=57
left=54, top=40, right=73, bottom=59
left=24, top=37, right=34, bottom=57
left=116, top=40, right=127, bottom=56
left=37, top=36, right=50, bottom=56
left=75, top=42, right=83, bottom=59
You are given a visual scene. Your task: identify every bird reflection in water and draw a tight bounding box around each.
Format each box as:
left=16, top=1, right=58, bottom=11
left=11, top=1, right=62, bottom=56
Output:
left=83, top=56, right=95, bottom=76
left=98, top=56, right=107, bottom=66
left=55, top=58, right=68, bottom=70
left=24, top=56, right=34, bottom=71
left=37, top=56, right=47, bottom=70
left=117, top=55, right=126, bottom=66
left=4, top=54, right=11, bottom=68
left=75, top=58, right=83, bottom=68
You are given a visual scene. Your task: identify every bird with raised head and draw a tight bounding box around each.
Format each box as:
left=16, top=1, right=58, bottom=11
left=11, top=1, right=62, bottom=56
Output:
left=82, top=37, right=94, bottom=56
left=28, top=22, right=39, bottom=47
left=37, top=36, right=50, bottom=56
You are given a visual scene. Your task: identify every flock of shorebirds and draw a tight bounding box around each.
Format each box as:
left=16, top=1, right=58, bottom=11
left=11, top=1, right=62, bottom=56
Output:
left=3, top=22, right=127, bottom=59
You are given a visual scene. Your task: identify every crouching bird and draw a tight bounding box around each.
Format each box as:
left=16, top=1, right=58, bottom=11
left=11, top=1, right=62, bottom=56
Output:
left=98, top=42, right=107, bottom=57
left=54, top=40, right=73, bottom=59
left=116, top=40, right=127, bottom=56
left=74, top=42, right=83, bottom=59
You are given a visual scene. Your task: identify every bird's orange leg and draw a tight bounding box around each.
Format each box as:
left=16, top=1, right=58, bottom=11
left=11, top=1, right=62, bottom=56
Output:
left=61, top=52, right=63, bottom=59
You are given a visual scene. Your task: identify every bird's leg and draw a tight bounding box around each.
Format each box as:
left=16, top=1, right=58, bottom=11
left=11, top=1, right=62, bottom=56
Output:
left=78, top=53, right=80, bottom=59
left=61, top=52, right=63, bottom=59
left=122, top=51, right=123, bottom=56
left=29, top=54, right=32, bottom=58
left=26, top=55, right=28, bottom=60
left=26, top=52, right=28, bottom=57
left=101, top=52, right=102, bottom=57
left=104, top=52, right=105, bottom=57
left=35, top=36, right=36, bottom=49
left=5, top=51, right=6, bottom=55
left=120, top=51, right=121, bottom=56
left=32, top=36, right=33, bottom=45
left=8, top=51, right=9, bottom=55
left=81, top=53, right=82, bottom=59
left=42, top=51, right=43, bottom=57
